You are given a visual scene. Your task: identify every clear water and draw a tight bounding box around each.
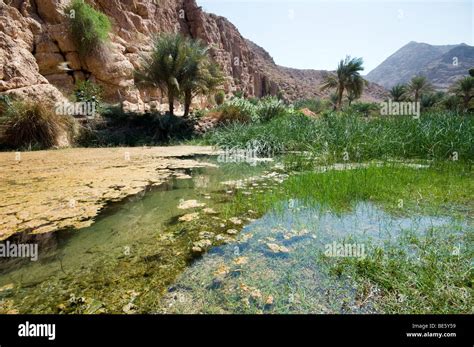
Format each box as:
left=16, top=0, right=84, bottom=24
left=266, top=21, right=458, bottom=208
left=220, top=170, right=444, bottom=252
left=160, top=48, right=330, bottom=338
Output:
left=160, top=201, right=468, bottom=314
left=0, top=160, right=469, bottom=314
left=0, top=160, right=273, bottom=313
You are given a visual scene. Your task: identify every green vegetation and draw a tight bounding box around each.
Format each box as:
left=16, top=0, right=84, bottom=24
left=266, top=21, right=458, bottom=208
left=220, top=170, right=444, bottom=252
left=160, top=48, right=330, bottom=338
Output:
left=389, top=84, right=407, bottom=101
left=202, top=111, right=474, bottom=162
left=224, top=162, right=472, bottom=217
left=76, top=108, right=195, bottom=147
left=135, top=33, right=223, bottom=116
left=385, top=71, right=473, bottom=113
left=67, top=0, right=111, bottom=57
left=74, top=80, right=103, bottom=113
left=214, top=90, right=226, bottom=105
left=0, top=95, right=11, bottom=117
left=450, top=76, right=474, bottom=112
left=321, top=56, right=366, bottom=110
left=293, top=98, right=330, bottom=114
left=0, top=101, right=75, bottom=150
left=407, top=75, right=433, bottom=103
left=213, top=162, right=473, bottom=314
left=327, top=227, right=472, bottom=314
left=207, top=96, right=287, bottom=125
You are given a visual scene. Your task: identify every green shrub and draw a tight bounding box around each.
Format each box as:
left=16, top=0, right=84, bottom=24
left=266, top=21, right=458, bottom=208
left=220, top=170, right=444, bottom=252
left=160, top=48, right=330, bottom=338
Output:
left=67, top=0, right=111, bottom=56
left=256, top=96, right=287, bottom=122
left=0, top=95, right=11, bottom=118
left=347, top=102, right=380, bottom=117
left=76, top=107, right=196, bottom=147
left=293, top=98, right=329, bottom=114
left=214, top=91, right=225, bottom=106
left=442, top=95, right=460, bottom=112
left=0, top=101, right=75, bottom=149
left=233, top=90, right=244, bottom=99
left=74, top=80, right=103, bottom=113
left=421, top=92, right=443, bottom=110
left=217, top=98, right=258, bottom=123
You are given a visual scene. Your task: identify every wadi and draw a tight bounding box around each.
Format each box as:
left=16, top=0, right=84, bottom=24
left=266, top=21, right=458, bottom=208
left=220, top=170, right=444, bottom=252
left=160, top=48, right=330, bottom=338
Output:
left=0, top=0, right=472, bottom=315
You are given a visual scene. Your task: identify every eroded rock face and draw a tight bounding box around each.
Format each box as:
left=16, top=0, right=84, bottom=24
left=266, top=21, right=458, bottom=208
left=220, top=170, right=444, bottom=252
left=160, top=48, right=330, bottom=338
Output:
left=0, top=0, right=387, bottom=110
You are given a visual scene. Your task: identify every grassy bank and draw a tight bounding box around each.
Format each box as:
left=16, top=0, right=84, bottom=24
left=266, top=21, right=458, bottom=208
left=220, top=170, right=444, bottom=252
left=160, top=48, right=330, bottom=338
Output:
left=200, top=111, right=474, bottom=163
left=226, top=161, right=473, bottom=216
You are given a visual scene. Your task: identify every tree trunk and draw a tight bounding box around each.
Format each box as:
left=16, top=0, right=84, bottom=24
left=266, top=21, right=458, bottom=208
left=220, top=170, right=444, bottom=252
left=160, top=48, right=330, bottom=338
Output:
left=183, top=91, right=192, bottom=118
left=337, top=85, right=344, bottom=110
left=168, top=91, right=174, bottom=116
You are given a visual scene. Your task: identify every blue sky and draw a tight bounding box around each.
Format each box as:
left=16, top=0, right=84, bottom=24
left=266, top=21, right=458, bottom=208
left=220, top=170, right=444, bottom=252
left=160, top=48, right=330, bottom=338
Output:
left=198, top=0, right=473, bottom=73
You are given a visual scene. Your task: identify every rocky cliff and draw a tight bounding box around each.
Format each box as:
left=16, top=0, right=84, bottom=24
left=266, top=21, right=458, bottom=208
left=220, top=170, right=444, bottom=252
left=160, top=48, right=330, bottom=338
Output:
left=0, top=0, right=387, bottom=111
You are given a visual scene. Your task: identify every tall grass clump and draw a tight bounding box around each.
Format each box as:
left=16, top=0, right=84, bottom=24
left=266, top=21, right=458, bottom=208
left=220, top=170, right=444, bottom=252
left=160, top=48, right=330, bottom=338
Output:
left=67, top=0, right=111, bottom=56
left=204, top=110, right=474, bottom=163
left=209, top=96, right=288, bottom=125
left=256, top=96, right=287, bottom=122
left=214, top=91, right=225, bottom=106
left=213, top=98, right=259, bottom=124
left=0, top=101, right=75, bottom=150
left=203, top=112, right=316, bottom=155
left=312, top=112, right=474, bottom=163
left=0, top=95, right=11, bottom=116
left=293, top=98, right=330, bottom=114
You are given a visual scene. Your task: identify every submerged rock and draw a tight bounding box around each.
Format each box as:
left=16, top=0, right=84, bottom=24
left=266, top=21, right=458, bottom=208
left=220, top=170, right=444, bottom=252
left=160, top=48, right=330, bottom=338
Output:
left=192, top=239, right=213, bottom=253
left=229, top=217, right=243, bottom=225
left=178, top=200, right=206, bottom=210
left=266, top=243, right=290, bottom=254
left=122, top=302, right=138, bottom=315
left=233, top=257, right=249, bottom=265
left=226, top=229, right=239, bottom=235
left=179, top=213, right=200, bottom=222
left=202, top=208, right=218, bottom=215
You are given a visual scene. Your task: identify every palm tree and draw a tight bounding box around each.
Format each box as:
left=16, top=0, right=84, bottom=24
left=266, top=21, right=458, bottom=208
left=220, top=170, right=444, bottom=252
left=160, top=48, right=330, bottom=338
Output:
left=180, top=41, right=224, bottom=117
left=321, top=56, right=365, bottom=110
left=389, top=84, right=407, bottom=102
left=180, top=40, right=209, bottom=117
left=346, top=90, right=357, bottom=106
left=135, top=34, right=223, bottom=117
left=408, top=76, right=432, bottom=103
left=329, top=92, right=338, bottom=111
left=135, top=34, right=187, bottom=116
left=450, top=76, right=474, bottom=112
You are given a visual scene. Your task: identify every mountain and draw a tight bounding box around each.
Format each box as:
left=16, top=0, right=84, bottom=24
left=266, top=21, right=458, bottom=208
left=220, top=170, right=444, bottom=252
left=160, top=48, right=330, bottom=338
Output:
left=366, top=41, right=474, bottom=90
left=0, top=0, right=386, bottom=111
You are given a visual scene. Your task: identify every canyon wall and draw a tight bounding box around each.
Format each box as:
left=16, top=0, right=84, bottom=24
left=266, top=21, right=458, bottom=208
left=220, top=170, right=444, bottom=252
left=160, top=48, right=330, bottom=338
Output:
left=0, top=0, right=387, bottom=111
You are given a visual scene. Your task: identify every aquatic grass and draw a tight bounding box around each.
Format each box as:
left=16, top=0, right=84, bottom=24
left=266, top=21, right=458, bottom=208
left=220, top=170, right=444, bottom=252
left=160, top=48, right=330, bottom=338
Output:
left=224, top=161, right=473, bottom=219
left=326, top=227, right=473, bottom=314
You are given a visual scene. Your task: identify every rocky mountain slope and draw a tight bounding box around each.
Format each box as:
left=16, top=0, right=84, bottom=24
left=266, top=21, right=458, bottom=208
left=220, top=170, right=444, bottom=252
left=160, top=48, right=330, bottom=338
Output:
left=366, top=41, right=474, bottom=90
left=0, top=0, right=387, bottom=111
